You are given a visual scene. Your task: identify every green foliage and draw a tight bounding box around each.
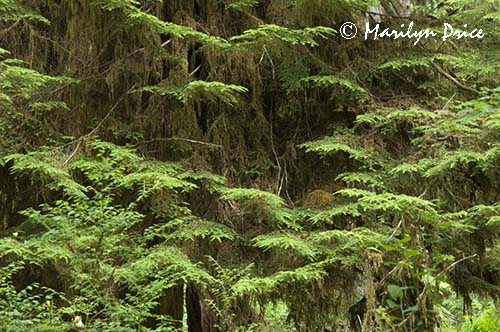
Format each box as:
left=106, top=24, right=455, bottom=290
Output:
left=220, top=188, right=298, bottom=228
left=137, top=80, right=248, bottom=106
left=1, top=0, right=500, bottom=331
left=308, top=203, right=363, bottom=224
left=0, top=41, right=77, bottom=153
left=442, top=303, right=500, bottom=332
left=94, top=0, right=229, bottom=46
left=0, top=141, right=217, bottom=331
left=222, top=0, right=259, bottom=9
left=232, top=262, right=328, bottom=296
left=355, top=107, right=437, bottom=134
left=230, top=24, right=336, bottom=47
left=2, top=151, right=87, bottom=198
left=253, top=232, right=320, bottom=259
left=0, top=264, right=70, bottom=331
left=0, top=0, right=50, bottom=23
left=163, top=217, right=239, bottom=242
left=378, top=56, right=434, bottom=71
left=296, top=89, right=500, bottom=330
left=0, top=59, right=77, bottom=98
left=299, top=138, right=375, bottom=164
left=296, top=75, right=367, bottom=99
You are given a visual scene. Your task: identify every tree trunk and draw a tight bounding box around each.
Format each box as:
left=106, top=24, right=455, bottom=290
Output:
left=187, top=283, right=218, bottom=332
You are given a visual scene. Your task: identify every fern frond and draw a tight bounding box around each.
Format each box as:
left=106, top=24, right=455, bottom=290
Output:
left=221, top=188, right=298, bottom=228
left=230, top=24, right=335, bottom=46
left=0, top=0, right=50, bottom=23
left=166, top=218, right=238, bottom=242
left=252, top=232, right=320, bottom=259
left=358, top=192, right=437, bottom=217
left=296, top=75, right=367, bottom=98
left=222, top=0, right=258, bottom=9
left=2, top=152, right=87, bottom=198
left=232, top=262, right=327, bottom=295
left=120, top=245, right=214, bottom=286
left=94, top=0, right=229, bottom=46
left=299, top=138, right=374, bottom=164
left=137, top=80, right=248, bottom=106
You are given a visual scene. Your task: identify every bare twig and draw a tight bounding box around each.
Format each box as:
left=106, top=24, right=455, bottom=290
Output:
left=86, top=98, right=123, bottom=137
left=436, top=254, right=477, bottom=278
left=258, top=45, right=266, bottom=65
left=415, top=43, right=479, bottom=94
left=63, top=139, right=82, bottom=166
left=269, top=115, right=282, bottom=195
left=62, top=91, right=130, bottom=166
left=431, top=63, right=479, bottom=94
left=378, top=265, right=400, bottom=286
left=161, top=39, right=171, bottom=48
left=347, top=63, right=375, bottom=98
left=440, top=93, right=456, bottom=112
left=387, top=217, right=404, bottom=242
left=137, top=137, right=223, bottom=149
left=189, top=63, right=203, bottom=77
left=0, top=20, right=21, bottom=35
left=32, top=33, right=86, bottom=65
left=416, top=254, right=478, bottom=303
left=166, top=137, right=223, bottom=148
left=263, top=45, right=275, bottom=80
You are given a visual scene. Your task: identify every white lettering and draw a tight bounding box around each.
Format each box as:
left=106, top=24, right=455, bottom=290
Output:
left=362, top=21, right=484, bottom=44
left=365, top=22, right=380, bottom=40
left=443, top=23, right=454, bottom=41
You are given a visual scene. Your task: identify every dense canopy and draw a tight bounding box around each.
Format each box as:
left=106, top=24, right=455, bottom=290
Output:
left=0, top=1, right=499, bottom=331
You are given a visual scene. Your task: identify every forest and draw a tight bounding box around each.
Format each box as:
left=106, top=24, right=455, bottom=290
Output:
left=0, top=0, right=499, bottom=331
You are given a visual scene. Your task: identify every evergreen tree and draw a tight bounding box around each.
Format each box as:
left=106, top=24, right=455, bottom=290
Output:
left=1, top=1, right=499, bottom=331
